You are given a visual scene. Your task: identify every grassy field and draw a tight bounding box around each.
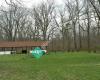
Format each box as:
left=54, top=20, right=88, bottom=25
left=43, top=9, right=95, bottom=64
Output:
left=0, top=52, right=100, bottom=80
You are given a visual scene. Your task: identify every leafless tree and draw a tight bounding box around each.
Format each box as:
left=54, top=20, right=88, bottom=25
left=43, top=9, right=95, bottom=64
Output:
left=32, top=0, right=55, bottom=41
left=88, top=0, right=100, bottom=20
left=65, top=0, right=79, bottom=51
left=0, top=0, right=32, bottom=41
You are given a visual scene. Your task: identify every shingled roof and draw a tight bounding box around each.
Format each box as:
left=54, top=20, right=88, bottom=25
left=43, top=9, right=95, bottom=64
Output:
left=0, top=41, right=48, bottom=48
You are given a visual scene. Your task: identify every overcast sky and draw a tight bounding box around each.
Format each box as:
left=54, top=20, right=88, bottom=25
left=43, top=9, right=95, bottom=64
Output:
left=0, top=0, right=64, bottom=8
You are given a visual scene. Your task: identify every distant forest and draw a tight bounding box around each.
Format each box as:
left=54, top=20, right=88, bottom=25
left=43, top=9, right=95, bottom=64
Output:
left=0, top=0, right=100, bottom=52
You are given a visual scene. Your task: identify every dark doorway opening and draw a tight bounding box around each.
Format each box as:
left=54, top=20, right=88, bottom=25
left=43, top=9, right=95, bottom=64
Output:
left=22, top=50, right=27, bottom=54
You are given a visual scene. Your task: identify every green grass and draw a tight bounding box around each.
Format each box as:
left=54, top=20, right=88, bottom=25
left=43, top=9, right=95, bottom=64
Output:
left=0, top=52, right=100, bottom=80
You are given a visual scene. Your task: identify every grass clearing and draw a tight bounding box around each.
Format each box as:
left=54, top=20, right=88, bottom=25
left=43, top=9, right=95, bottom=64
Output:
left=0, top=52, right=100, bottom=80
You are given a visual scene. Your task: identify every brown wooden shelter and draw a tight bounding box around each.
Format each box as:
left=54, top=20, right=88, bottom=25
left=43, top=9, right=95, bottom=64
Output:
left=0, top=41, right=48, bottom=53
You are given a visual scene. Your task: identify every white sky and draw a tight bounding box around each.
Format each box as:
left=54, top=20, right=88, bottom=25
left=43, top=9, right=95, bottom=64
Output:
left=0, top=0, right=64, bottom=8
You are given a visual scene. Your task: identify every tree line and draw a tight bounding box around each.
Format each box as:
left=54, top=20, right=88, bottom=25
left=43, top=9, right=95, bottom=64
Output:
left=0, top=0, right=100, bottom=52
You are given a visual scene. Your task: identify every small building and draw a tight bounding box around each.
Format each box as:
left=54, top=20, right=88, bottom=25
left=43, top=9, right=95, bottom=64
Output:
left=0, top=41, right=48, bottom=54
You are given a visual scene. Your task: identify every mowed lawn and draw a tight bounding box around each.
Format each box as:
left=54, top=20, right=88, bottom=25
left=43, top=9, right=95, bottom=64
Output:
left=0, top=52, right=100, bottom=80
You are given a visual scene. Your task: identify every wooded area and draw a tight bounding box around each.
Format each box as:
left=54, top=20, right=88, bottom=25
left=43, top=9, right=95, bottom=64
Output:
left=0, top=0, right=100, bottom=52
